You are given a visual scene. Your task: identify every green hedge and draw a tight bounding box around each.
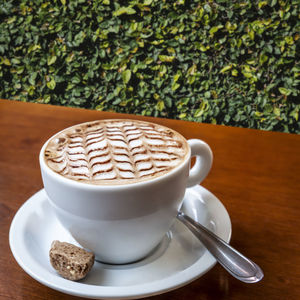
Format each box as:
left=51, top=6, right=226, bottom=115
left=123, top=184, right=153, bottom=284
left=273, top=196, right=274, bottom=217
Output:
left=0, top=0, right=299, bottom=133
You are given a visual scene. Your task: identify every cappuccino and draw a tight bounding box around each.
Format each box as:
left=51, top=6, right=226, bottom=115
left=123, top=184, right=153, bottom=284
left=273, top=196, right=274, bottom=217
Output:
left=44, top=119, right=189, bottom=185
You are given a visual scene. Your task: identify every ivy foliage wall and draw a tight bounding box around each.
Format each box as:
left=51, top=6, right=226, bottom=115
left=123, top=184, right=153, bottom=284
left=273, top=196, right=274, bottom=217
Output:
left=0, top=0, right=299, bottom=133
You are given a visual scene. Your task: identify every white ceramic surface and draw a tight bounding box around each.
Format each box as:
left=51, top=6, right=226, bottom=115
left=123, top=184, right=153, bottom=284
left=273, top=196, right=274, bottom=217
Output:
left=40, top=129, right=213, bottom=264
left=9, top=185, right=231, bottom=299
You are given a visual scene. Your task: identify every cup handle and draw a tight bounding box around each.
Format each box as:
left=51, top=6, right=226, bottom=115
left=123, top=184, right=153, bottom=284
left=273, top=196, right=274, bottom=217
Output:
left=187, top=139, right=213, bottom=188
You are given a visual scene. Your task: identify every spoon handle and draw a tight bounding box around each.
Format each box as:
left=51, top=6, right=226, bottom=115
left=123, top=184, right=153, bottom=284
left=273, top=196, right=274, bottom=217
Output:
left=177, top=211, right=263, bottom=283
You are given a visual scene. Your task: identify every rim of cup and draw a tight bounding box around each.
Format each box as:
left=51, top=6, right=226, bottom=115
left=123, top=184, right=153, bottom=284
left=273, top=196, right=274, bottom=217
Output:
left=39, top=120, right=192, bottom=191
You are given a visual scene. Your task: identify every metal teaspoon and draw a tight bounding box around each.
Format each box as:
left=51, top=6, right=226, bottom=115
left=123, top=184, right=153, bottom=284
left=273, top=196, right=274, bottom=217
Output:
left=176, top=211, right=264, bottom=283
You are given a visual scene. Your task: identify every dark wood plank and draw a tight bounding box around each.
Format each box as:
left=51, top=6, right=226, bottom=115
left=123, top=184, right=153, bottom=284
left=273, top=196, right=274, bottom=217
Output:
left=1, top=99, right=299, bottom=300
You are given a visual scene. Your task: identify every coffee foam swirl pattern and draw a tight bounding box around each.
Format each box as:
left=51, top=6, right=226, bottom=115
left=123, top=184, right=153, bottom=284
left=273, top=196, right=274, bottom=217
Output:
left=44, top=120, right=188, bottom=185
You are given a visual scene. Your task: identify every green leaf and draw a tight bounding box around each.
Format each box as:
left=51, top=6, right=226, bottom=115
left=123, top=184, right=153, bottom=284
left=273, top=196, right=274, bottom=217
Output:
left=198, top=44, right=207, bottom=52
left=259, top=53, right=268, bottom=65
left=3, top=58, right=11, bottom=66
left=273, top=107, right=280, bottom=116
left=172, top=82, right=180, bottom=91
left=204, top=4, right=212, bottom=14
left=188, top=75, right=196, bottom=84
left=258, top=1, right=267, bottom=9
left=156, top=100, right=165, bottom=112
left=164, top=97, right=172, bottom=108
left=225, top=22, right=237, bottom=33
left=204, top=91, right=211, bottom=98
left=16, top=66, right=24, bottom=74
left=209, top=25, right=223, bottom=35
left=187, top=64, right=197, bottom=76
left=66, top=53, right=74, bottom=63
left=220, top=65, right=232, bottom=73
left=278, top=87, right=291, bottom=96
left=285, top=36, right=294, bottom=45
left=194, top=100, right=209, bottom=117
left=231, top=69, right=238, bottom=76
left=144, top=57, right=153, bottom=64
left=113, top=7, right=136, bottom=16
left=112, top=99, right=121, bottom=105
left=28, top=44, right=41, bottom=53
left=11, top=58, right=20, bottom=64
left=194, top=108, right=203, bottom=118
left=255, top=111, right=263, bottom=117
left=158, top=55, right=175, bottom=62
left=44, top=95, right=51, bottom=103
left=7, top=16, right=16, bottom=24
left=71, top=75, right=81, bottom=84
left=289, top=107, right=299, bottom=121
left=74, top=31, right=86, bottom=45
left=29, top=72, right=38, bottom=85
left=122, top=69, right=131, bottom=84
left=270, top=0, right=277, bottom=7
left=47, top=56, right=57, bottom=66
left=173, top=72, right=181, bottom=83
left=47, top=77, right=56, bottom=90
left=265, top=45, right=273, bottom=53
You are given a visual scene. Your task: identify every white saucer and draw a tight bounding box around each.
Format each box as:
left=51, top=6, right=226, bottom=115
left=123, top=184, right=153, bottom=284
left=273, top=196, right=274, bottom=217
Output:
left=9, top=186, right=231, bottom=299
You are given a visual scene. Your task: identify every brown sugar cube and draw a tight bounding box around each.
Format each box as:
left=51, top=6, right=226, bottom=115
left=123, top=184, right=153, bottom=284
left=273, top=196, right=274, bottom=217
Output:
left=49, top=240, right=95, bottom=281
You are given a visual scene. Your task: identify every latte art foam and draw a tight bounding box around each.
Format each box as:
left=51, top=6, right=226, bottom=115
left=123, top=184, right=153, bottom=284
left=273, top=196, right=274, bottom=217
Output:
left=44, top=119, right=188, bottom=185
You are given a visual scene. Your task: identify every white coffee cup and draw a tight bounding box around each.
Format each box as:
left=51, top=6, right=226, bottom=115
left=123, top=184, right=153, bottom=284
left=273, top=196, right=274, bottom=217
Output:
left=39, top=123, right=212, bottom=264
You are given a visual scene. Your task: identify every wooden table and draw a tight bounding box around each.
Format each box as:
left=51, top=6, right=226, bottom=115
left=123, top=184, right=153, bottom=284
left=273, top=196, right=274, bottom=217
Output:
left=1, top=99, right=299, bottom=300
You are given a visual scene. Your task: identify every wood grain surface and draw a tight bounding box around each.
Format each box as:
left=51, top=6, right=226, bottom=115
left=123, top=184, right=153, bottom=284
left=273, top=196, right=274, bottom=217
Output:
left=0, top=99, right=299, bottom=300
